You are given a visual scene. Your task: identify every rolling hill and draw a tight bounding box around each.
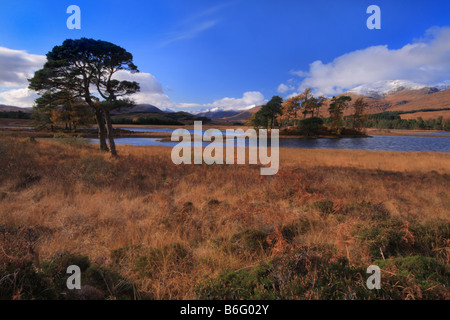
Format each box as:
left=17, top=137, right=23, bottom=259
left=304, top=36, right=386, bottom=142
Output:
left=196, top=109, right=241, bottom=120
left=110, top=103, right=164, bottom=115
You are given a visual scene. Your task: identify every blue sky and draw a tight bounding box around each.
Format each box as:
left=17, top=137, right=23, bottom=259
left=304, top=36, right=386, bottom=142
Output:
left=0, top=0, right=449, bottom=111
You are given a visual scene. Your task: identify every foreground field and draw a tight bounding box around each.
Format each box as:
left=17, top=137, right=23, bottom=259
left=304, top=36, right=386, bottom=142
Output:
left=0, top=136, right=449, bottom=299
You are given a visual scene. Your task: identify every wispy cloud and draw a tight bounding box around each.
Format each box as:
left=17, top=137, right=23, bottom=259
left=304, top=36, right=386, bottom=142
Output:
left=181, top=2, right=232, bottom=25
left=158, top=20, right=219, bottom=48
left=158, top=3, right=233, bottom=48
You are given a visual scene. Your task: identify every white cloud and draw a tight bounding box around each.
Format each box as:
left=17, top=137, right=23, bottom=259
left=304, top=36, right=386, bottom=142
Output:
left=208, top=91, right=266, bottom=110
left=0, top=47, right=46, bottom=87
left=0, top=88, right=39, bottom=108
left=291, top=26, right=450, bottom=96
left=290, top=70, right=309, bottom=77
left=277, top=83, right=294, bottom=93
left=0, top=69, right=172, bottom=108
left=169, top=91, right=266, bottom=112
left=0, top=44, right=263, bottom=112
left=100, top=71, right=265, bottom=112
left=113, top=70, right=171, bottom=106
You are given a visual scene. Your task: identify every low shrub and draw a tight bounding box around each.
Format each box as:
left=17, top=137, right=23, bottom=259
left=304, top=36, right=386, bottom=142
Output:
left=297, top=117, right=324, bottom=136
left=313, top=200, right=334, bottom=215
left=373, top=256, right=449, bottom=299
left=196, top=246, right=372, bottom=300
left=356, top=219, right=449, bottom=262
left=41, top=252, right=135, bottom=300
left=0, top=251, right=137, bottom=300
left=53, top=133, right=87, bottom=147
left=229, top=229, right=270, bottom=255
left=135, top=243, right=193, bottom=279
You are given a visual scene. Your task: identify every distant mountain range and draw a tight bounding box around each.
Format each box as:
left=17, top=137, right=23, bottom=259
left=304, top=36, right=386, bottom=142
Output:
left=0, top=105, right=32, bottom=113
left=110, top=104, right=164, bottom=115
left=199, top=80, right=450, bottom=121
left=347, top=80, right=447, bottom=99
left=339, top=80, right=450, bottom=118
left=196, top=106, right=262, bottom=122
left=2, top=80, right=450, bottom=121
left=196, top=109, right=241, bottom=120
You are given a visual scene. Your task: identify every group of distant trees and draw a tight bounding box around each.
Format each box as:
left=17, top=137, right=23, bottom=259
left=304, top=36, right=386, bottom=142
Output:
left=0, top=111, right=31, bottom=119
left=29, top=38, right=141, bottom=156
left=359, top=112, right=450, bottom=131
left=248, top=91, right=450, bottom=134
left=248, top=89, right=369, bottom=135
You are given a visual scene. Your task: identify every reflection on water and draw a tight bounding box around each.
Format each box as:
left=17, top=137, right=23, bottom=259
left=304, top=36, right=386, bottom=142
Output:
left=119, top=128, right=174, bottom=133
left=92, top=137, right=177, bottom=147
left=119, top=127, right=247, bottom=136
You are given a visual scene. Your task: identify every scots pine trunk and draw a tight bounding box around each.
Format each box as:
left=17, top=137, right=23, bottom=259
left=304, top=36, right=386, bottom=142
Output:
left=94, top=109, right=109, bottom=152
left=103, top=109, right=117, bottom=157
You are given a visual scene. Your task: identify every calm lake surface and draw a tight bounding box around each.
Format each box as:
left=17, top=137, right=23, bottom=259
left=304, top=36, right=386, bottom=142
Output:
left=99, top=127, right=450, bottom=153
left=5, top=126, right=448, bottom=152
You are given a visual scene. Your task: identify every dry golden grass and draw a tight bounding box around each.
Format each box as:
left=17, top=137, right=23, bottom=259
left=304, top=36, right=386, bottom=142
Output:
left=0, top=118, right=32, bottom=127
left=281, top=147, right=450, bottom=174
left=0, top=136, right=449, bottom=299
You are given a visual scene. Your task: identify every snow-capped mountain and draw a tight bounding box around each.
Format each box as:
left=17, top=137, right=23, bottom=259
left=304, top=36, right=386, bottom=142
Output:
left=433, top=80, right=450, bottom=91
left=196, top=106, right=262, bottom=121
left=347, top=80, right=450, bottom=99
left=349, top=80, right=425, bottom=98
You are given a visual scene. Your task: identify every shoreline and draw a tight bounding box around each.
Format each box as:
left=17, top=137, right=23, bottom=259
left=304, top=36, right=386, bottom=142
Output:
left=1, top=123, right=449, bottom=139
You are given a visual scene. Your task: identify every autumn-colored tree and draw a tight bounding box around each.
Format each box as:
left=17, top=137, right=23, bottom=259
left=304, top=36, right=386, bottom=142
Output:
left=279, top=88, right=323, bottom=127
left=300, top=88, right=313, bottom=118
left=33, top=90, right=92, bottom=131
left=280, top=95, right=301, bottom=127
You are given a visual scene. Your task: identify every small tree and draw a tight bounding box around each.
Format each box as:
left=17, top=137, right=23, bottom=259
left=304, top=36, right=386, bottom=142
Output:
left=260, top=96, right=283, bottom=129
left=300, top=88, right=313, bottom=118
left=308, top=95, right=326, bottom=118
left=32, top=91, right=58, bottom=131
left=352, top=97, right=368, bottom=132
left=329, top=95, right=352, bottom=134
left=247, top=111, right=267, bottom=130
